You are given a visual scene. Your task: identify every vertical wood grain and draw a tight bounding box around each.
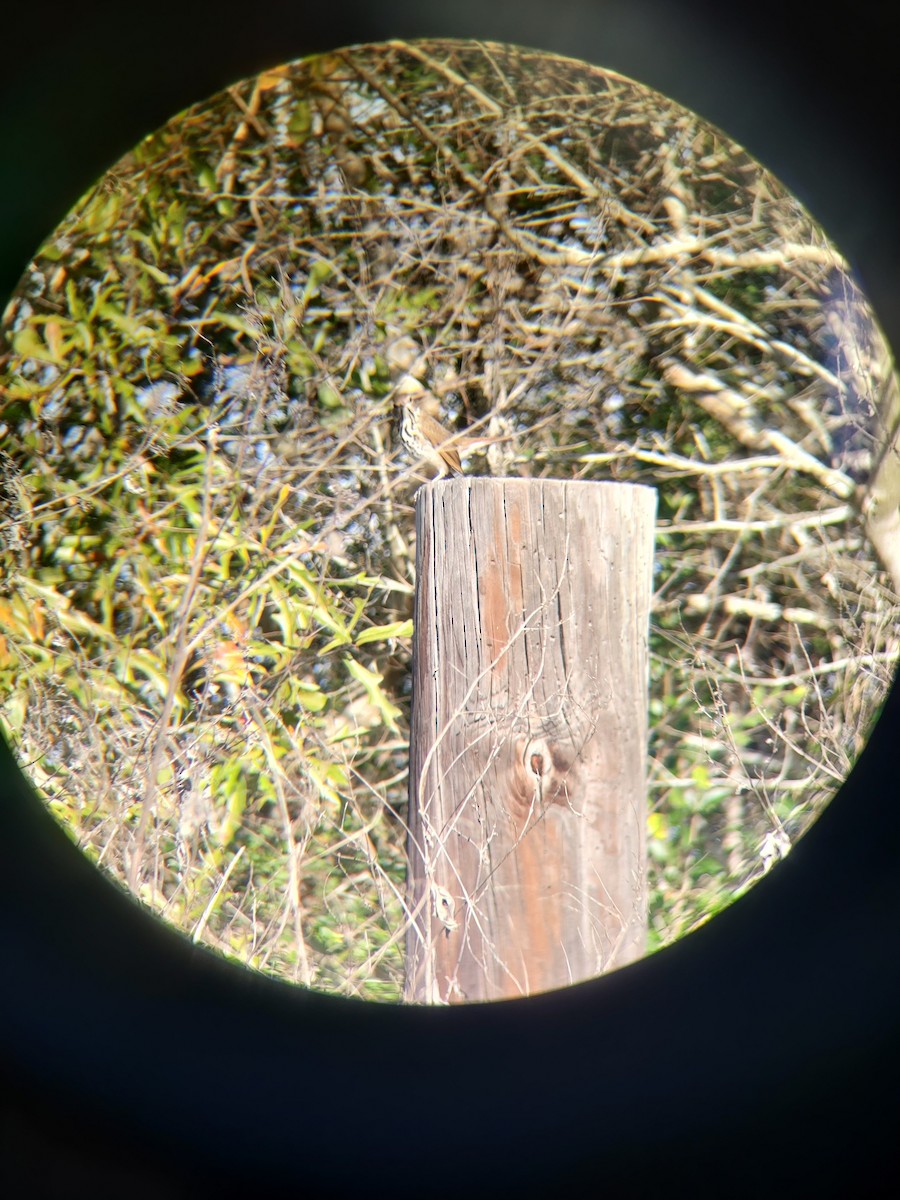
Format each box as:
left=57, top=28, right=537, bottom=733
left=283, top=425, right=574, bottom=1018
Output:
left=405, top=479, right=656, bottom=1003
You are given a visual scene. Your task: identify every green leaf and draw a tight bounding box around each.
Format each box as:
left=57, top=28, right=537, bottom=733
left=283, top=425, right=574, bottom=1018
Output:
left=120, top=255, right=173, bottom=286
left=296, top=682, right=328, bottom=712
left=690, top=763, right=711, bottom=789
left=647, top=812, right=669, bottom=840
left=343, top=656, right=402, bottom=732
left=355, top=619, right=414, bottom=646
left=317, top=383, right=343, bottom=409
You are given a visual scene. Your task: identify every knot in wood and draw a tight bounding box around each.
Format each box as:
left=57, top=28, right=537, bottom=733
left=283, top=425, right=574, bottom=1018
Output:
left=508, top=736, right=575, bottom=815
left=525, top=737, right=553, bottom=783
left=431, top=883, right=459, bottom=934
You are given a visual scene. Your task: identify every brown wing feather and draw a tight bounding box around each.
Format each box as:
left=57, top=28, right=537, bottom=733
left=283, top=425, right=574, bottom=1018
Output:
left=417, top=412, right=462, bottom=476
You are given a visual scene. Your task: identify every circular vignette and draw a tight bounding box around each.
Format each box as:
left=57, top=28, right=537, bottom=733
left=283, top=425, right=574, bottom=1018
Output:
left=1, top=39, right=897, bottom=1005
left=0, top=18, right=897, bottom=1190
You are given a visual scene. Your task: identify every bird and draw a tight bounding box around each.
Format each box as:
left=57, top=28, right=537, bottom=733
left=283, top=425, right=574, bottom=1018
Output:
left=395, top=382, right=463, bottom=479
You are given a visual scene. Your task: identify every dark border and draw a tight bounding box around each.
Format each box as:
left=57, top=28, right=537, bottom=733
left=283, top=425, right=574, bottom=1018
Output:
left=2, top=3, right=899, bottom=1194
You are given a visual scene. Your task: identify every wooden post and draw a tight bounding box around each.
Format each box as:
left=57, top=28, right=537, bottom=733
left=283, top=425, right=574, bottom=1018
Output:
left=405, top=479, right=656, bottom=1004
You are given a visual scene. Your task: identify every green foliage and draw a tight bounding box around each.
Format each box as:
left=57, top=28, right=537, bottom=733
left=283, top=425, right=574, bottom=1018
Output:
left=0, top=40, right=895, bottom=999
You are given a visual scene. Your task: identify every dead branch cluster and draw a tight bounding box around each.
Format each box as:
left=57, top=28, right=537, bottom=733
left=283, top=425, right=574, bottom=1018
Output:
left=0, top=39, right=897, bottom=994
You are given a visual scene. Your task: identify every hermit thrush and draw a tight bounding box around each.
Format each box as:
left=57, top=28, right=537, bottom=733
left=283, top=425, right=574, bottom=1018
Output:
left=395, top=390, right=463, bottom=478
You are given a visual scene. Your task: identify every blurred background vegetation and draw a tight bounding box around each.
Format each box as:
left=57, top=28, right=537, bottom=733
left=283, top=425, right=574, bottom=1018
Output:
left=0, top=39, right=896, bottom=1000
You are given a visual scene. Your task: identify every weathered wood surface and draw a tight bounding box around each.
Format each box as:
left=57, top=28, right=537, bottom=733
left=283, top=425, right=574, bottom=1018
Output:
left=405, top=479, right=656, bottom=1003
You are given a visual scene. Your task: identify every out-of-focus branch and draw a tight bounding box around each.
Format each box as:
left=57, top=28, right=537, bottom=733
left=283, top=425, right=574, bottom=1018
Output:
left=662, top=359, right=856, bottom=499
left=863, top=372, right=900, bottom=593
